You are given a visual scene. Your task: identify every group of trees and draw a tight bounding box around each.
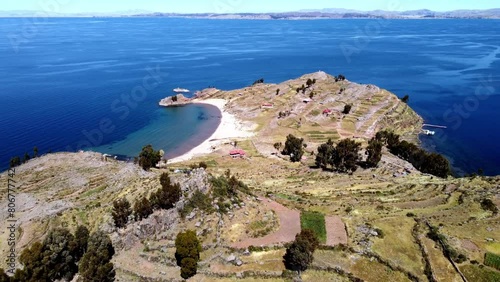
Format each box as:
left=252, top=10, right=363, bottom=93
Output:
left=1, top=226, right=114, bottom=282
left=278, top=110, right=291, bottom=119
left=334, top=74, right=346, bottom=82
left=315, top=138, right=361, bottom=173
left=282, top=134, right=305, bottom=162
left=9, top=146, right=39, bottom=168
left=138, top=145, right=162, bottom=171
left=296, top=85, right=307, bottom=94
left=78, top=231, right=115, bottom=282
left=112, top=172, right=181, bottom=228
left=296, top=78, right=317, bottom=94
left=306, top=78, right=317, bottom=87
left=376, top=130, right=451, bottom=178
left=283, top=229, right=319, bottom=274
left=211, top=169, right=249, bottom=199
left=313, top=130, right=450, bottom=177
left=175, top=230, right=202, bottom=279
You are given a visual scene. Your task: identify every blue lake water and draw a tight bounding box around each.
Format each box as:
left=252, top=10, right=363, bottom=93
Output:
left=0, top=18, right=499, bottom=175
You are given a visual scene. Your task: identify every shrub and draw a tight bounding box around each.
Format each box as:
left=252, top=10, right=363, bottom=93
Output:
left=181, top=190, right=212, bottom=218
left=252, top=78, right=264, bottom=85
left=401, top=95, right=410, bottom=103
left=9, top=156, right=21, bottom=168
left=335, top=75, right=346, bottom=82
left=455, top=253, right=468, bottom=263
left=406, top=212, right=416, bottom=217
left=248, top=245, right=261, bottom=252
left=281, top=269, right=298, bottom=279
left=481, top=199, right=498, bottom=214
left=211, top=170, right=250, bottom=198
left=342, top=104, right=352, bottom=114
left=427, top=225, right=466, bottom=263
left=274, top=142, right=282, bottom=151
left=374, top=228, right=385, bottom=238
left=198, top=161, right=208, bottom=169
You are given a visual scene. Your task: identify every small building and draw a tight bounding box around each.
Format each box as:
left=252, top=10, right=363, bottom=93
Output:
left=229, top=149, right=246, bottom=158
left=261, top=103, right=274, bottom=109
left=302, top=98, right=312, bottom=103
left=322, top=109, right=332, bottom=115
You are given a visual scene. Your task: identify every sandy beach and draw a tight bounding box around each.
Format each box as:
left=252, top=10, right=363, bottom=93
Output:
left=168, top=99, right=254, bottom=163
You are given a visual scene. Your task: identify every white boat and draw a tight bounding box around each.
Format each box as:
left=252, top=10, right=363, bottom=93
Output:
left=173, top=88, right=190, bottom=93
left=422, top=129, right=435, bottom=136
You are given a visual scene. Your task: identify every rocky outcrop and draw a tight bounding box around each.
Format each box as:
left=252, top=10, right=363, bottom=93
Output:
left=111, top=208, right=179, bottom=250
left=159, top=94, right=192, bottom=107
left=110, top=169, right=210, bottom=250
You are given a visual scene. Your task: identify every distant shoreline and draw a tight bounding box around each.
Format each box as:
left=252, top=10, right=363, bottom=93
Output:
left=1, top=16, right=499, bottom=20
left=2, top=8, right=500, bottom=20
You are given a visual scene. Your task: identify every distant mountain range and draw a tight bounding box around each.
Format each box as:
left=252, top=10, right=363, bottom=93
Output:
left=0, top=9, right=152, bottom=18
left=132, top=9, right=500, bottom=19
left=1, top=8, right=500, bottom=19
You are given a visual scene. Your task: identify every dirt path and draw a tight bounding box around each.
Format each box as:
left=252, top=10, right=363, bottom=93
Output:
left=325, top=216, right=348, bottom=246
left=231, top=198, right=300, bottom=249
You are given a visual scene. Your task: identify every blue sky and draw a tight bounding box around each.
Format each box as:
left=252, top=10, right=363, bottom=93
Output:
left=1, top=0, right=499, bottom=13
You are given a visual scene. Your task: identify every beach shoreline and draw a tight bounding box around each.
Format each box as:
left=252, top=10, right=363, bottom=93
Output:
left=167, top=98, right=254, bottom=164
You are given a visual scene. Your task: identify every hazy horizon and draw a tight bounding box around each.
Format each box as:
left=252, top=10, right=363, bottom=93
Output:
left=0, top=0, right=499, bottom=15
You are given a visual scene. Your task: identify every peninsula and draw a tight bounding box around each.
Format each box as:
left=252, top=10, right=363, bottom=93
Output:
left=1, top=72, right=498, bottom=282
left=160, top=71, right=422, bottom=163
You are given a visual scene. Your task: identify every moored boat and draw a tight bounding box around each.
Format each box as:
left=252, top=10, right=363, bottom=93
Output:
left=173, top=88, right=190, bottom=93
